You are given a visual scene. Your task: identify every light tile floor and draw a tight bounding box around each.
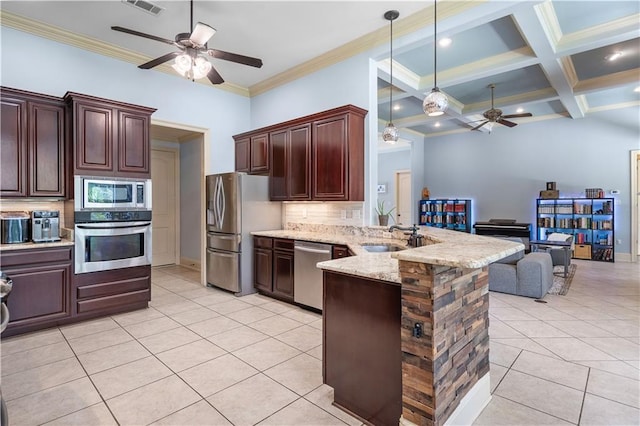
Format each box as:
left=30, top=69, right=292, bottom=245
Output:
left=1, top=259, right=638, bottom=425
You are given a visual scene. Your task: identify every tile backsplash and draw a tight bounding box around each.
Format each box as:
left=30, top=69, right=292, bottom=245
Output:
left=0, top=200, right=66, bottom=224
left=283, top=202, right=364, bottom=227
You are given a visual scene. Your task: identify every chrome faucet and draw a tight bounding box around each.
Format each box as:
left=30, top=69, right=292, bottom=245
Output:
left=388, top=224, right=424, bottom=248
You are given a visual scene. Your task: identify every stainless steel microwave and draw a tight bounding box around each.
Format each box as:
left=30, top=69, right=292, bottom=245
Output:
left=75, top=176, right=151, bottom=210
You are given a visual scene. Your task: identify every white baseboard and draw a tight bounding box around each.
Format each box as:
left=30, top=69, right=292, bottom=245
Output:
left=179, top=257, right=201, bottom=271
left=399, top=374, right=491, bottom=426
left=444, top=373, right=491, bottom=426
left=615, top=253, right=632, bottom=262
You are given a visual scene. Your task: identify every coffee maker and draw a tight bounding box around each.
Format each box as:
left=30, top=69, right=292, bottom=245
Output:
left=31, top=211, right=61, bottom=243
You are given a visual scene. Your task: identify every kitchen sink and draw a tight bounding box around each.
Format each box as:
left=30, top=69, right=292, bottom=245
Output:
left=361, top=243, right=407, bottom=252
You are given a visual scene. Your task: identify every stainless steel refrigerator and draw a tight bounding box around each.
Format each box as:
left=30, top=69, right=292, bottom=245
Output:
left=206, top=172, right=281, bottom=295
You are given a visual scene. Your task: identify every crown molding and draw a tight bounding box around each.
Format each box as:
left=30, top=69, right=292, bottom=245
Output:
left=0, top=10, right=251, bottom=97
left=248, top=1, right=482, bottom=97
left=587, top=100, right=640, bottom=113
left=534, top=0, right=562, bottom=47
left=574, top=69, right=640, bottom=94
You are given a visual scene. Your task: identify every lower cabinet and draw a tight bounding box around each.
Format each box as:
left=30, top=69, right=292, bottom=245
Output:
left=74, top=265, right=151, bottom=317
left=1, top=246, right=73, bottom=337
left=253, top=237, right=294, bottom=303
left=0, top=245, right=151, bottom=337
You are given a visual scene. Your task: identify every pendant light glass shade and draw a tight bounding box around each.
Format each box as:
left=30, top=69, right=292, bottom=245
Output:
left=423, top=0, right=448, bottom=117
left=383, top=10, right=399, bottom=144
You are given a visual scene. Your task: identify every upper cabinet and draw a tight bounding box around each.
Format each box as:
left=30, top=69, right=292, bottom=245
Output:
left=64, top=92, right=156, bottom=178
left=1, top=87, right=67, bottom=198
left=233, top=105, right=366, bottom=201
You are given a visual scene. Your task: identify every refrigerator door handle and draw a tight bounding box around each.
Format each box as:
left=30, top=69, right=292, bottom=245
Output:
left=215, top=175, right=225, bottom=228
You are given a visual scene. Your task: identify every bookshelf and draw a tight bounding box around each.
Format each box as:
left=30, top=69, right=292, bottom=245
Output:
left=419, top=199, right=471, bottom=233
left=536, top=197, right=614, bottom=262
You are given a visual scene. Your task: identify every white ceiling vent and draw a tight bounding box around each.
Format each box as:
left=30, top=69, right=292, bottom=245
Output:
left=122, top=0, right=164, bottom=16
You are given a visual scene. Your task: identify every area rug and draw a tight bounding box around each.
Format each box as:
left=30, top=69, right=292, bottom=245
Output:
left=547, top=264, right=577, bottom=295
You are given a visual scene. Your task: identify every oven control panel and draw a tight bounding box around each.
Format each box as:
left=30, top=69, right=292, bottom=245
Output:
left=75, top=210, right=152, bottom=223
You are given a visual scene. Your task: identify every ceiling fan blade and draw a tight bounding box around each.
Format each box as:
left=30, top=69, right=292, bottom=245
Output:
left=497, top=118, right=518, bottom=127
left=502, top=112, right=532, bottom=119
left=139, top=51, right=181, bottom=69
left=207, top=49, right=263, bottom=68
left=111, top=26, right=176, bottom=46
left=471, top=120, right=489, bottom=131
left=206, top=65, right=225, bottom=85
left=190, top=22, right=216, bottom=46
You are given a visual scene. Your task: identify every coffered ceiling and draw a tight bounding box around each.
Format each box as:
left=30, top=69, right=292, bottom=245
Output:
left=1, top=1, right=638, bottom=140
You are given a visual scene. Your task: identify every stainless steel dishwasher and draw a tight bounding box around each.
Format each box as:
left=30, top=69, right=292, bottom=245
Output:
left=294, top=241, right=332, bottom=310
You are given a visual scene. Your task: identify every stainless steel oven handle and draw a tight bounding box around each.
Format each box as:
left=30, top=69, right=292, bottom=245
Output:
left=76, top=221, right=151, bottom=229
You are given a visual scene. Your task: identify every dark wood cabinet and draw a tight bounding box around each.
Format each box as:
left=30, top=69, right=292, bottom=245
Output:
left=1, top=87, right=66, bottom=198
left=235, top=137, right=250, bottom=172
left=65, top=92, right=155, bottom=178
left=332, top=245, right=351, bottom=259
left=273, top=239, right=294, bottom=300
left=323, top=271, right=401, bottom=426
left=234, top=105, right=366, bottom=201
left=73, top=265, right=151, bottom=317
left=1, top=246, right=73, bottom=337
left=269, top=124, right=311, bottom=201
left=252, top=236, right=294, bottom=302
left=233, top=132, right=269, bottom=175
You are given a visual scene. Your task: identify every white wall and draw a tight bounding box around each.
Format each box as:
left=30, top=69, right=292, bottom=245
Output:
left=423, top=107, right=640, bottom=255
left=0, top=27, right=250, bottom=175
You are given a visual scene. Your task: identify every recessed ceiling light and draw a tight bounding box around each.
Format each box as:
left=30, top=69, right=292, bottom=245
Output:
left=605, top=51, right=623, bottom=61
left=438, top=37, right=452, bottom=48
left=516, top=107, right=524, bottom=113
left=634, top=86, right=640, bottom=93
left=434, top=122, right=441, bottom=128
left=393, top=104, right=401, bottom=111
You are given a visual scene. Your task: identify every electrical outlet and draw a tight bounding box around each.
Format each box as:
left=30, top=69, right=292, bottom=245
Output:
left=616, top=239, right=622, bottom=245
left=340, top=210, right=347, bottom=219
left=302, top=208, right=307, bottom=219
left=353, top=210, right=361, bottom=220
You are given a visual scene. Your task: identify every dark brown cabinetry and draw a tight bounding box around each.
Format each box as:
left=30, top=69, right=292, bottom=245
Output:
left=1, top=87, right=67, bottom=198
left=323, top=270, right=401, bottom=426
left=331, top=245, right=351, bottom=259
left=74, top=265, right=151, bottom=317
left=252, top=236, right=294, bottom=302
left=234, top=105, right=366, bottom=201
left=233, top=132, right=270, bottom=175
left=269, top=125, right=312, bottom=201
left=1, top=246, right=73, bottom=337
left=65, top=92, right=156, bottom=178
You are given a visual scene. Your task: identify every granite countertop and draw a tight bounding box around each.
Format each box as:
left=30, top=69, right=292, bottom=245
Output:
left=0, top=238, right=74, bottom=251
left=252, top=226, right=524, bottom=283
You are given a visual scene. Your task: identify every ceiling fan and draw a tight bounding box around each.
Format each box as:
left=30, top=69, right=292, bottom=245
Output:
left=470, top=84, right=532, bottom=131
left=111, top=0, right=263, bottom=85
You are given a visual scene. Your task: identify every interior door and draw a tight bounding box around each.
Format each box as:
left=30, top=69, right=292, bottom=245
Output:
left=151, top=149, right=178, bottom=266
left=395, top=170, right=412, bottom=225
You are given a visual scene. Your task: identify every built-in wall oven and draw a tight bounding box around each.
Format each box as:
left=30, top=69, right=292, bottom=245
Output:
left=74, top=210, right=152, bottom=274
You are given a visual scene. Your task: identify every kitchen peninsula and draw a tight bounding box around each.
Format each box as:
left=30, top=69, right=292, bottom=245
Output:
left=255, top=225, right=522, bottom=426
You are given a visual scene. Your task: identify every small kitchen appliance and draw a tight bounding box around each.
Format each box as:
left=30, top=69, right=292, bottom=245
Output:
left=75, top=176, right=151, bottom=211
left=31, top=211, right=61, bottom=243
left=0, top=212, right=30, bottom=244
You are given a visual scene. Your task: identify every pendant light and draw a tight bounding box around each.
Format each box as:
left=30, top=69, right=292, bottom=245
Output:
left=423, top=0, right=448, bottom=116
left=382, top=10, right=400, bottom=144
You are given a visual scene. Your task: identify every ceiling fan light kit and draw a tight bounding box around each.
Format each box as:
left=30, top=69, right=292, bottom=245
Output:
left=423, top=0, right=448, bottom=117
left=382, top=10, right=400, bottom=144
left=470, top=83, right=533, bottom=131
left=111, top=0, right=263, bottom=85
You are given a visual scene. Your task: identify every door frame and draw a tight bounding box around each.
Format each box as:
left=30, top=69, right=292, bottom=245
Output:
left=151, top=118, right=209, bottom=285
left=631, top=150, right=639, bottom=262
left=395, top=169, right=411, bottom=225
left=151, top=147, right=181, bottom=267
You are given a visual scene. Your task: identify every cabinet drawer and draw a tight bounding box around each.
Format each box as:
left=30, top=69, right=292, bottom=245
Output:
left=254, top=236, right=273, bottom=249
left=573, top=244, right=592, bottom=260
left=77, top=289, right=150, bottom=314
left=332, top=245, right=351, bottom=259
left=274, top=238, right=294, bottom=251
left=77, top=276, right=150, bottom=299
left=1, top=246, right=72, bottom=267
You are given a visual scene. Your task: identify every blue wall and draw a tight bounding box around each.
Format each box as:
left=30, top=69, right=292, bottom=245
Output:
left=0, top=27, right=250, bottom=174
left=423, top=107, right=640, bottom=255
